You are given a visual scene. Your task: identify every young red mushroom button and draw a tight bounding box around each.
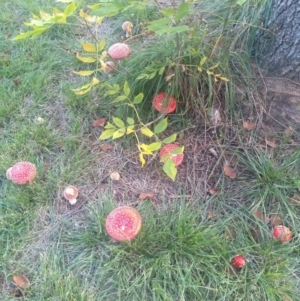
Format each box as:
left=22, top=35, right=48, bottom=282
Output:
left=153, top=92, right=177, bottom=114
left=103, top=61, right=116, bottom=74
left=63, top=185, right=78, bottom=205
left=6, top=161, right=37, bottom=184
left=159, top=144, right=184, bottom=167
left=273, top=225, right=292, bottom=243
left=122, top=21, right=133, bottom=38
left=108, top=43, right=131, bottom=60
left=106, top=206, right=142, bottom=241
left=232, top=255, right=246, bottom=268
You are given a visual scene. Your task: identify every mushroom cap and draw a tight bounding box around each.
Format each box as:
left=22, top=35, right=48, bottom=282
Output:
left=159, top=143, right=184, bottom=167
left=153, top=92, right=177, bottom=114
left=122, top=21, right=133, bottom=31
left=63, top=185, right=78, bottom=203
left=273, top=225, right=292, bottom=243
left=108, top=43, right=131, bottom=60
left=6, top=162, right=37, bottom=184
left=106, top=206, right=142, bottom=241
left=103, top=61, right=116, bottom=74
left=232, top=255, right=246, bottom=268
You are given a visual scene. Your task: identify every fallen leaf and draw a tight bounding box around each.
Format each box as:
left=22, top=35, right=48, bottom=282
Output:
left=288, top=194, right=300, bottom=207
left=225, top=264, right=236, bottom=277
left=223, top=164, right=237, bottom=179
left=99, top=144, right=113, bottom=151
left=13, top=275, right=30, bottom=289
left=139, top=191, right=155, bottom=200
left=250, top=227, right=261, bottom=242
left=208, top=148, right=218, bottom=158
left=110, top=172, right=120, bottom=181
left=93, top=117, right=107, bottom=127
left=270, top=214, right=282, bottom=227
left=13, top=78, right=21, bottom=86
left=207, top=211, right=214, bottom=219
left=253, top=209, right=270, bottom=224
left=284, top=127, right=293, bottom=135
left=209, top=187, right=219, bottom=195
left=266, top=139, right=277, bottom=148
left=165, top=72, right=175, bottom=82
left=225, top=227, right=236, bottom=240
left=10, top=288, right=24, bottom=297
left=243, top=121, right=256, bottom=131
left=43, top=162, right=51, bottom=169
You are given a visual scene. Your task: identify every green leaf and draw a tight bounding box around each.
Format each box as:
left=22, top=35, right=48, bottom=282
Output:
left=162, top=133, right=177, bottom=144
left=160, top=8, right=175, bottom=17
left=99, top=129, right=115, bottom=140
left=91, top=3, right=125, bottom=17
left=133, top=93, right=144, bottom=104
left=127, top=117, right=134, bottom=125
left=76, top=53, right=96, bottom=63
left=81, top=42, right=96, bottom=52
left=112, top=129, right=125, bottom=139
left=158, top=66, right=165, bottom=75
left=97, top=38, right=106, bottom=51
left=104, top=122, right=116, bottom=129
left=163, top=159, right=177, bottom=181
left=123, top=81, right=130, bottom=96
left=208, top=63, right=219, bottom=70
left=141, top=142, right=162, bottom=152
left=63, top=2, right=77, bottom=16
left=236, top=0, right=247, bottom=5
left=112, top=95, right=127, bottom=103
left=154, top=117, right=168, bottom=134
left=105, top=90, right=119, bottom=96
left=113, top=117, right=125, bottom=128
left=73, top=70, right=94, bottom=76
left=174, top=3, right=191, bottom=21
left=170, top=146, right=184, bottom=155
left=141, top=127, right=154, bottom=137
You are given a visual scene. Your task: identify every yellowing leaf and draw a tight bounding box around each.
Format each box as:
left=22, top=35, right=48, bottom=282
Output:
left=199, top=56, right=207, bottom=66
left=76, top=53, right=96, bottom=63
left=243, top=121, right=256, bottom=131
left=126, top=126, right=135, bottom=134
left=81, top=42, right=96, bottom=52
left=112, top=117, right=125, bottom=128
left=223, top=164, right=237, bottom=179
left=73, top=70, right=94, bottom=76
left=13, top=275, right=30, bottom=289
left=154, top=117, right=168, bottom=134
left=97, top=38, right=106, bottom=51
left=92, top=77, right=99, bottom=85
left=140, top=142, right=162, bottom=152
left=208, top=63, right=219, bottom=70
left=112, top=129, right=125, bottom=139
left=139, top=153, right=146, bottom=166
left=63, top=2, right=77, bottom=16
left=99, top=129, right=115, bottom=140
left=79, top=9, right=97, bottom=22
left=141, top=127, right=154, bottom=137
left=71, top=82, right=92, bottom=95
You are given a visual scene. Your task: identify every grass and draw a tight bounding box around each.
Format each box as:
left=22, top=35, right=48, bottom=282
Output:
left=1, top=0, right=300, bottom=300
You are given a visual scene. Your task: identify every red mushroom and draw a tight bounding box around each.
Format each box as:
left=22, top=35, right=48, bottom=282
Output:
left=231, top=255, right=246, bottom=268
left=106, top=206, right=142, bottom=241
left=153, top=92, right=177, bottom=114
left=6, top=161, right=37, bottom=184
left=122, top=21, right=133, bottom=38
left=273, top=225, right=292, bottom=243
left=159, top=144, right=184, bottom=166
left=108, top=43, right=131, bottom=60
left=63, top=185, right=78, bottom=205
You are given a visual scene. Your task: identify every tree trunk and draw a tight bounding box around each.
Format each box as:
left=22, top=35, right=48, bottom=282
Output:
left=256, top=0, right=300, bottom=81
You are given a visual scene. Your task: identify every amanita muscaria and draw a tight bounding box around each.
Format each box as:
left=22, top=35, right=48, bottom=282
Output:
left=106, top=206, right=142, bottom=241
left=108, top=43, right=131, bottom=60
left=159, top=144, right=184, bottom=166
left=6, top=161, right=37, bottom=184
left=153, top=92, right=177, bottom=114
left=273, top=225, right=292, bottom=243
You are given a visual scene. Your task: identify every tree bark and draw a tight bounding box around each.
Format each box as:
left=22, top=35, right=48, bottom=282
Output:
left=256, top=0, right=300, bottom=81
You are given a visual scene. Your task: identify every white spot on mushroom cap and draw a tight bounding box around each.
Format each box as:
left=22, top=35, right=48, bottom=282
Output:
left=63, top=185, right=78, bottom=205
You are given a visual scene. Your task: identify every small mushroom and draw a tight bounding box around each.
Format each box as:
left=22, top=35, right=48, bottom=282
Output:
left=6, top=161, right=37, bottom=184
left=63, top=185, right=78, bottom=205
left=122, top=21, right=133, bottom=38
left=108, top=43, right=131, bottom=61
left=159, top=144, right=184, bottom=166
left=231, top=255, right=246, bottom=268
left=273, top=225, right=292, bottom=243
left=105, top=206, right=142, bottom=241
left=103, top=61, right=116, bottom=74
left=153, top=92, right=177, bottom=114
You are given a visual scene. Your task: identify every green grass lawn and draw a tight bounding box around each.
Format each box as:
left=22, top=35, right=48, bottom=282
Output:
left=1, top=0, right=300, bottom=300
